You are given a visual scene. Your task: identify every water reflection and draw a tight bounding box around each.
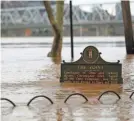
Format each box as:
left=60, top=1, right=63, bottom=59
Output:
left=51, top=57, right=61, bottom=64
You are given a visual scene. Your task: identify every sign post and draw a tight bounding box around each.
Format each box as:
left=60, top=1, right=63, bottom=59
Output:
left=70, top=0, right=74, bottom=59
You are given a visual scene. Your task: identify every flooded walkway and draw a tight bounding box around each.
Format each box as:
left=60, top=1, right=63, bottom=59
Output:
left=1, top=37, right=134, bottom=121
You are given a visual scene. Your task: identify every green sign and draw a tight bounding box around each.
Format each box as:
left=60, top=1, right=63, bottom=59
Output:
left=60, top=46, right=123, bottom=84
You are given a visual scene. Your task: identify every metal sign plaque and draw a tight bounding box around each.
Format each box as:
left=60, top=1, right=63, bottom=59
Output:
left=60, top=46, right=123, bottom=84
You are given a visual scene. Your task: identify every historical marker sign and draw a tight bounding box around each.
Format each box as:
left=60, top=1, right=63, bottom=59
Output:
left=60, top=46, right=123, bottom=84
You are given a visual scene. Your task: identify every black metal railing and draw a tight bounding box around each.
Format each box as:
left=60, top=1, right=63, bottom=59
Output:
left=64, top=93, right=88, bottom=103
left=27, top=95, right=54, bottom=106
left=1, top=91, right=134, bottom=108
left=1, top=98, right=16, bottom=107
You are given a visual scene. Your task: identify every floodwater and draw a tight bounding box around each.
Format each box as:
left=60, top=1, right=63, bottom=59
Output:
left=1, top=37, right=134, bottom=121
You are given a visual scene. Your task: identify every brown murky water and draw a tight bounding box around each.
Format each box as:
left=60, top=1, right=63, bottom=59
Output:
left=1, top=37, right=134, bottom=121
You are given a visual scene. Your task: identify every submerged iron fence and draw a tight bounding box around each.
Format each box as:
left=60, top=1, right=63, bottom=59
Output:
left=1, top=91, right=134, bottom=107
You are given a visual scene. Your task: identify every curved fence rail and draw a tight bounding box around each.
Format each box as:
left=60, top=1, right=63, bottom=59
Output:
left=1, top=91, right=134, bottom=107
left=27, top=95, right=53, bottom=106
left=129, top=92, right=134, bottom=99
left=1, top=98, right=16, bottom=107
left=98, top=91, right=121, bottom=100
left=64, top=93, right=88, bottom=103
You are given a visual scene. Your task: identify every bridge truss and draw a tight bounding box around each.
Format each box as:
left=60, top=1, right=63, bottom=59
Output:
left=1, top=2, right=134, bottom=29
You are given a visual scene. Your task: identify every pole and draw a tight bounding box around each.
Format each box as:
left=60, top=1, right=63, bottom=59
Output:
left=121, top=1, right=134, bottom=54
left=80, top=26, right=82, bottom=36
left=70, top=0, right=74, bottom=59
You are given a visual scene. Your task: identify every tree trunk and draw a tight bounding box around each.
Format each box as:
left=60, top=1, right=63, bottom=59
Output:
left=43, top=1, right=64, bottom=57
left=121, top=1, right=134, bottom=54
left=56, top=1, right=64, bottom=57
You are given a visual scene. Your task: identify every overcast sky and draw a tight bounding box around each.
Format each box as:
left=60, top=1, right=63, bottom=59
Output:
left=65, top=0, right=120, bottom=4
left=65, top=0, right=134, bottom=15
left=65, top=0, right=134, bottom=4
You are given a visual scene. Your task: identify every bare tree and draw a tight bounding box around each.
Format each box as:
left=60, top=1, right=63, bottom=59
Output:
left=43, top=1, right=64, bottom=58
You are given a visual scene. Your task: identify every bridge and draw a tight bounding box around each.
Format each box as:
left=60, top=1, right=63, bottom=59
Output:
left=1, top=2, right=134, bottom=30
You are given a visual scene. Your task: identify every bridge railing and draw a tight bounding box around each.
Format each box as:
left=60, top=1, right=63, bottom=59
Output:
left=1, top=6, right=50, bottom=25
left=74, top=1, right=134, bottom=22
left=1, top=1, right=134, bottom=29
